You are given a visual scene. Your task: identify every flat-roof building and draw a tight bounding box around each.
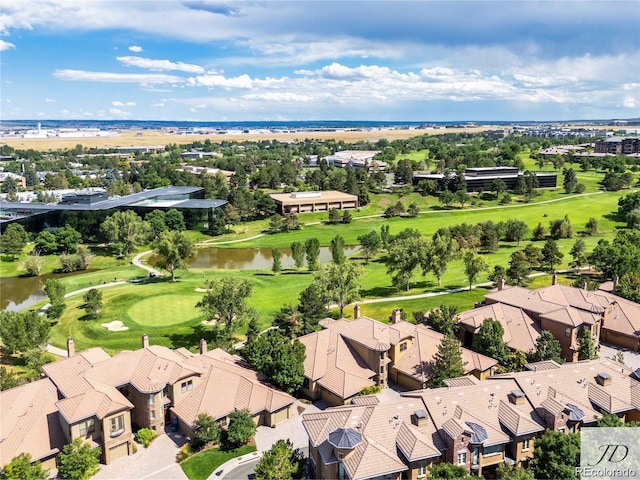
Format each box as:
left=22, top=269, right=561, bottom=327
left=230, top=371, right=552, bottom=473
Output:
left=270, top=190, right=358, bottom=214
left=594, top=137, right=640, bottom=155
left=413, top=167, right=557, bottom=192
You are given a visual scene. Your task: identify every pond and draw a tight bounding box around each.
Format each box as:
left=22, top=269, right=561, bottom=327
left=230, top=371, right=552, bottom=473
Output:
left=149, top=245, right=361, bottom=271
left=0, top=271, right=91, bottom=312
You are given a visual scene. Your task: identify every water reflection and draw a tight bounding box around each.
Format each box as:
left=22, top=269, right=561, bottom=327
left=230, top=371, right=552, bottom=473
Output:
left=0, top=271, right=86, bottom=311
left=150, top=246, right=360, bottom=271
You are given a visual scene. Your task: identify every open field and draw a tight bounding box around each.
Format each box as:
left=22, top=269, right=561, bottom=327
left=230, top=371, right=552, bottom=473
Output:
left=1, top=126, right=498, bottom=151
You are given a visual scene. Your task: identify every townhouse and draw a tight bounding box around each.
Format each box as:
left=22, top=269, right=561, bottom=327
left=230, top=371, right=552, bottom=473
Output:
left=298, top=309, right=497, bottom=406
left=0, top=336, right=294, bottom=468
left=303, top=357, right=640, bottom=479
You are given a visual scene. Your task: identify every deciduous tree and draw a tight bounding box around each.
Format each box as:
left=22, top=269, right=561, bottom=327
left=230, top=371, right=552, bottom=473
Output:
left=462, top=250, right=489, bottom=290
left=101, top=210, right=150, bottom=257
left=528, top=330, right=563, bottom=364
left=226, top=409, right=256, bottom=447
left=271, top=248, right=282, bottom=274
left=0, top=223, right=28, bottom=260
left=83, top=288, right=103, bottom=320
left=57, top=438, right=100, bottom=480
left=330, top=234, right=346, bottom=265
left=44, top=278, right=66, bottom=319
left=1, top=453, right=49, bottom=480
left=357, top=230, right=381, bottom=264
left=196, top=277, right=254, bottom=331
left=254, top=439, right=303, bottom=480
left=532, top=430, right=580, bottom=480
left=315, top=262, right=362, bottom=318
left=152, top=230, right=196, bottom=281
left=472, top=319, right=510, bottom=365
left=427, top=232, right=457, bottom=286
left=541, top=239, right=564, bottom=271
left=193, top=413, right=221, bottom=449
left=304, top=237, right=320, bottom=271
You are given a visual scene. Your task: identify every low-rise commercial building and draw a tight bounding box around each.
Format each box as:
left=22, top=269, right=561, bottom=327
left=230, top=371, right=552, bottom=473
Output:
left=413, top=167, right=557, bottom=192
left=270, top=191, right=358, bottom=214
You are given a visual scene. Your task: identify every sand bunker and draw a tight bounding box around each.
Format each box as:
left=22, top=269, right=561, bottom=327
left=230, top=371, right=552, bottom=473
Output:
left=195, top=288, right=208, bottom=292
left=101, top=320, right=129, bottom=332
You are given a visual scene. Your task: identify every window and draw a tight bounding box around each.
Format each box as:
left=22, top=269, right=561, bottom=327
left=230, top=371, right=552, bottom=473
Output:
left=522, top=438, right=530, bottom=452
left=484, top=444, right=502, bottom=456
left=110, top=415, right=125, bottom=437
left=380, top=365, right=385, bottom=373
left=79, top=418, right=95, bottom=436
left=558, top=427, right=566, bottom=433
left=417, top=465, right=427, bottom=478
left=379, top=352, right=385, bottom=360
left=400, top=342, right=407, bottom=352
left=472, top=447, right=480, bottom=465
left=181, top=380, right=193, bottom=393
left=565, top=328, right=571, bottom=338
left=457, top=451, right=467, bottom=465
left=150, top=410, right=156, bottom=420
left=149, top=393, right=155, bottom=405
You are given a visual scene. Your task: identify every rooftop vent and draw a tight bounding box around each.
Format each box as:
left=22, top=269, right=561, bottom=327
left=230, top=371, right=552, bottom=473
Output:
left=413, top=409, right=429, bottom=426
left=508, top=389, right=526, bottom=405
left=596, top=372, right=612, bottom=386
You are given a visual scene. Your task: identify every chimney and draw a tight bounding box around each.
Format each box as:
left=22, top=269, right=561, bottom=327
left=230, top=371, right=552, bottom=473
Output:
left=581, top=278, right=587, bottom=290
left=498, top=276, right=505, bottom=291
left=142, top=334, right=149, bottom=348
left=354, top=304, right=361, bottom=319
left=391, top=309, right=401, bottom=324
left=199, top=338, right=207, bottom=355
left=552, top=273, right=558, bottom=285
left=595, top=372, right=612, bottom=387
left=67, top=337, right=75, bottom=357
left=613, top=275, right=619, bottom=290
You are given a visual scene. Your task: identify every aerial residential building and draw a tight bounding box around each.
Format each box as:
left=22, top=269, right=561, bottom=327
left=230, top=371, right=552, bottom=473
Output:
left=0, top=336, right=294, bottom=467
left=298, top=309, right=497, bottom=406
left=594, top=137, right=640, bottom=155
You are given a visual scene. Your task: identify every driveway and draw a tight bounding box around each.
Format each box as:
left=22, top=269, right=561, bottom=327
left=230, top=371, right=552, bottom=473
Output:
left=599, top=343, right=640, bottom=371
left=92, top=431, right=188, bottom=480
left=254, top=400, right=321, bottom=452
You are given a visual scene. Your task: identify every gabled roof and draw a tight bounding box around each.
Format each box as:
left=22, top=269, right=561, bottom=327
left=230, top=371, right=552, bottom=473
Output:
left=320, top=316, right=392, bottom=351
left=604, top=300, right=640, bottom=338
left=85, top=345, right=201, bottom=394
left=56, top=384, right=133, bottom=424
left=171, top=348, right=294, bottom=426
left=299, top=326, right=376, bottom=400
left=0, top=378, right=66, bottom=465
left=458, top=303, right=541, bottom=353
left=42, top=347, right=111, bottom=398
left=391, top=322, right=497, bottom=382
left=303, top=397, right=440, bottom=480
left=497, top=358, right=640, bottom=417
left=540, top=306, right=600, bottom=327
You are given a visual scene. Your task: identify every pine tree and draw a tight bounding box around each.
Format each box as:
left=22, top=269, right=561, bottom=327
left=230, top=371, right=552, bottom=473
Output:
left=578, top=329, right=597, bottom=360
left=429, top=334, right=467, bottom=388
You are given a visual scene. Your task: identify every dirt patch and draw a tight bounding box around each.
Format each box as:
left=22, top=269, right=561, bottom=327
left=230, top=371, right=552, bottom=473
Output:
left=378, top=198, right=391, bottom=206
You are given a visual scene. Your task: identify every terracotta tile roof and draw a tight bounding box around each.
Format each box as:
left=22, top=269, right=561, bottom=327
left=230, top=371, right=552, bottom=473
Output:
left=458, top=303, right=541, bottom=353
left=85, top=345, right=201, bottom=394
left=444, top=376, right=481, bottom=387
left=325, top=316, right=392, bottom=351
left=42, top=348, right=110, bottom=398
left=56, top=384, right=133, bottom=423
left=303, top=397, right=441, bottom=480
left=540, top=306, right=600, bottom=327
left=0, top=378, right=66, bottom=465
left=604, top=300, right=640, bottom=338
left=299, top=327, right=376, bottom=399
left=410, top=379, right=537, bottom=447
left=391, top=322, right=497, bottom=382
left=496, top=358, right=640, bottom=417
left=171, top=348, right=294, bottom=427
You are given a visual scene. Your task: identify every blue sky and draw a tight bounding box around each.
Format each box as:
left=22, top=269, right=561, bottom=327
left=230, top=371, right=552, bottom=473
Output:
left=1, top=1, right=639, bottom=122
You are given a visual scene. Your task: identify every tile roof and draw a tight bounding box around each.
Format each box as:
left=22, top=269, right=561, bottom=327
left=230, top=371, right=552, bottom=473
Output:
left=56, top=384, right=133, bottom=423
left=604, top=300, right=640, bottom=338
left=539, top=306, right=600, bottom=327
left=171, top=348, right=294, bottom=426
left=408, top=378, right=542, bottom=447
left=0, top=378, right=66, bottom=465
left=391, top=322, right=497, bottom=382
left=458, top=303, right=541, bottom=353
left=495, top=358, right=640, bottom=417
left=299, top=326, right=376, bottom=399
left=303, top=397, right=441, bottom=480
left=321, top=316, right=393, bottom=351
left=42, top=347, right=111, bottom=398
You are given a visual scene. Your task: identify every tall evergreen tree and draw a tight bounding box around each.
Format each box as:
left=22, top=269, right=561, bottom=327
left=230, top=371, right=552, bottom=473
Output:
left=429, top=334, right=467, bottom=388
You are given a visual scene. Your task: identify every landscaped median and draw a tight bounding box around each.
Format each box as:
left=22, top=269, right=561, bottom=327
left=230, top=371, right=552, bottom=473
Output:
left=179, top=444, right=257, bottom=480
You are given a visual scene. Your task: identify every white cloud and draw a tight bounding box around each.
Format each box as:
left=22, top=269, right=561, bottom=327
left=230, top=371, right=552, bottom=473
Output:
left=623, top=96, right=637, bottom=108
left=117, top=56, right=204, bottom=74
left=151, top=102, right=165, bottom=107
left=188, top=73, right=253, bottom=89
left=109, top=108, right=131, bottom=117
left=242, top=92, right=313, bottom=102
left=112, top=100, right=136, bottom=107
left=0, top=39, right=16, bottom=51
left=53, top=69, right=184, bottom=84
left=128, top=45, right=143, bottom=52
left=45, top=98, right=55, bottom=103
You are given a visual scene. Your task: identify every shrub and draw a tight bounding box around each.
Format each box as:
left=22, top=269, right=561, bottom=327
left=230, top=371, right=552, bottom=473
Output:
left=176, top=444, right=192, bottom=463
left=358, top=385, right=381, bottom=396
left=134, top=428, right=156, bottom=448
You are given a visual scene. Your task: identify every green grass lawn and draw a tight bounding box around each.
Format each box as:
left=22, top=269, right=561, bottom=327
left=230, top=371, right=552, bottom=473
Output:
left=127, top=294, right=202, bottom=326
left=180, top=445, right=257, bottom=480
